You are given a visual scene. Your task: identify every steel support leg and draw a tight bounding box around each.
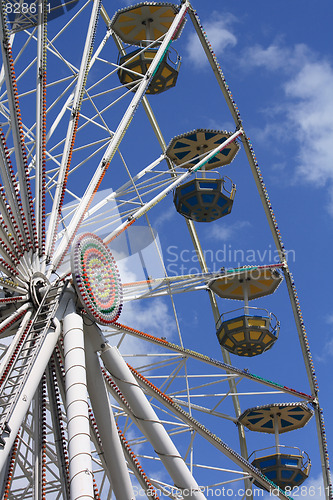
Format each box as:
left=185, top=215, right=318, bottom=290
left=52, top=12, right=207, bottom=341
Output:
left=63, top=301, right=94, bottom=500
left=84, top=325, right=135, bottom=500
left=90, top=324, right=205, bottom=499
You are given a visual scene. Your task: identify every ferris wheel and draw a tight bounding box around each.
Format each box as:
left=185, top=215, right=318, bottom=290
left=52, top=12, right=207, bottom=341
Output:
left=0, top=0, right=331, bottom=499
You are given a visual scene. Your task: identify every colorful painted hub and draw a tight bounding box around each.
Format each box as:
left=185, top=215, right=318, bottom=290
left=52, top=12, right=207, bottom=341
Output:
left=71, top=233, right=123, bottom=325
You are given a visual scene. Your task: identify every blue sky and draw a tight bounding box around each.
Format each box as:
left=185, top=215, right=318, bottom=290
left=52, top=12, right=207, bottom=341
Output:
left=110, top=0, right=333, bottom=495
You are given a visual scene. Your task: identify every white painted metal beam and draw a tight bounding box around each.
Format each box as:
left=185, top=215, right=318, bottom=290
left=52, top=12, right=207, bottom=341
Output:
left=92, top=325, right=205, bottom=499
left=63, top=301, right=94, bottom=500
left=51, top=1, right=190, bottom=270
left=84, top=325, right=135, bottom=500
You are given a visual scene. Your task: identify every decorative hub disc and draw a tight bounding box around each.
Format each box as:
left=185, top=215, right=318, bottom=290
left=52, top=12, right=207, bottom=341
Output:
left=71, top=233, right=123, bottom=325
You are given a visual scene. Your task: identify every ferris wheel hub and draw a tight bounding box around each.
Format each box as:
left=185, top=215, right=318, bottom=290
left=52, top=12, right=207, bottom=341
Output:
left=29, top=272, right=50, bottom=308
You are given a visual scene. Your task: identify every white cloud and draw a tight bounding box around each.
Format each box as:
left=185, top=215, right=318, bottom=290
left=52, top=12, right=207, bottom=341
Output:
left=241, top=40, right=333, bottom=211
left=153, top=205, right=176, bottom=229
left=328, top=188, right=333, bottom=217
left=284, top=61, right=333, bottom=186
left=185, top=13, right=237, bottom=67
left=326, top=314, right=333, bottom=325
left=243, top=42, right=288, bottom=71
left=207, top=118, right=235, bottom=133
left=207, top=220, right=251, bottom=241
left=241, top=41, right=311, bottom=72
left=324, top=339, right=333, bottom=357
left=103, top=234, right=178, bottom=361
left=103, top=299, right=177, bottom=373
left=315, top=314, right=333, bottom=362
left=121, top=298, right=176, bottom=340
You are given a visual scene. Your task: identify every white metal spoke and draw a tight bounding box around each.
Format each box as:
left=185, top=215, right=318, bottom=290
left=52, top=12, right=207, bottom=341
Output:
left=51, top=2, right=190, bottom=270
left=45, top=0, right=102, bottom=261
left=0, top=3, right=37, bottom=251
left=35, top=0, right=47, bottom=256
left=63, top=301, right=94, bottom=500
